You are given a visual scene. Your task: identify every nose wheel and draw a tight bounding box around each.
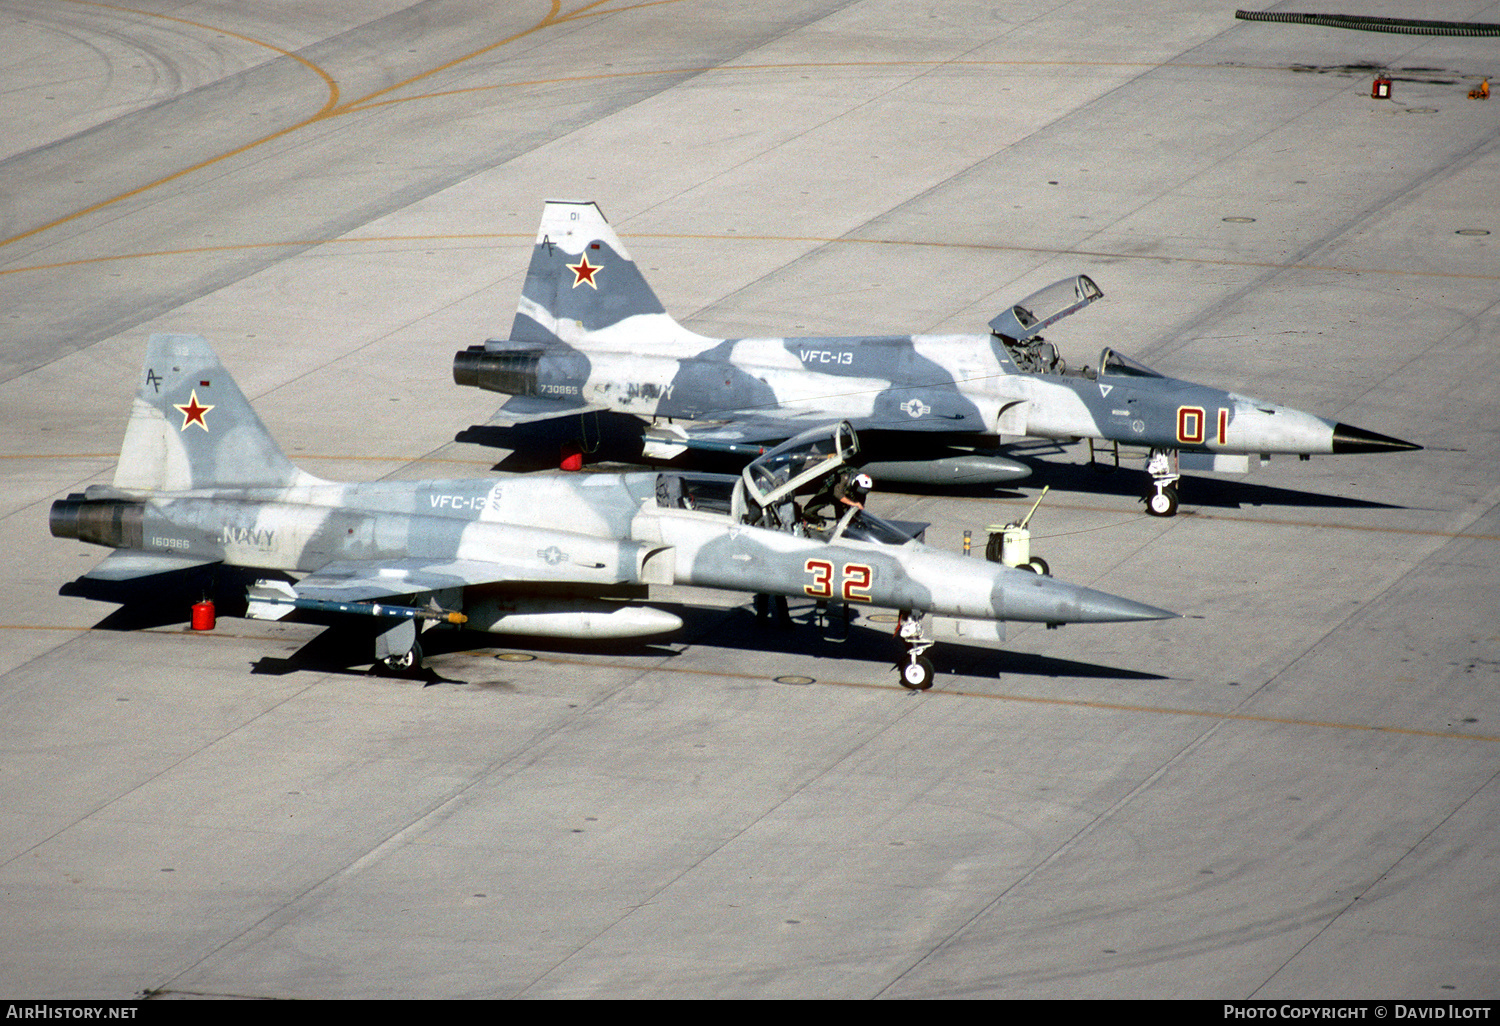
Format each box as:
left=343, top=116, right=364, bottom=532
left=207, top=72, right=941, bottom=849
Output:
left=1142, top=448, right=1181, bottom=517
left=901, top=655, right=935, bottom=691
left=895, top=612, right=936, bottom=690
left=1145, top=483, right=1179, bottom=517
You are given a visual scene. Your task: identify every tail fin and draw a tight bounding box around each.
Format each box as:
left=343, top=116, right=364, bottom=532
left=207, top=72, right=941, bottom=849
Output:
left=509, top=200, right=678, bottom=344
left=113, top=333, right=318, bottom=493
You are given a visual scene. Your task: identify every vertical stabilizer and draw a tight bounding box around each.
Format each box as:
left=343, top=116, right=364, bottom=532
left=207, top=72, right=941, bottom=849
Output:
left=509, top=200, right=677, bottom=344
left=113, top=334, right=318, bottom=492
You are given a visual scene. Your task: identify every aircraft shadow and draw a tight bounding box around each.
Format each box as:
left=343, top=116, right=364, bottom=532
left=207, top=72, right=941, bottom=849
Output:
left=669, top=602, right=1168, bottom=683
left=1012, top=455, right=1407, bottom=513
left=59, top=565, right=275, bottom=631
left=458, top=413, right=684, bottom=473
left=247, top=622, right=471, bottom=685
left=61, top=568, right=1161, bottom=686
left=443, top=599, right=1167, bottom=685
left=456, top=418, right=1400, bottom=513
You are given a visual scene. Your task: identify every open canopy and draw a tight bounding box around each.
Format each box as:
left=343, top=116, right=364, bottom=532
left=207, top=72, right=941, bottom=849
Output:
left=988, top=274, right=1103, bottom=340
left=740, top=420, right=859, bottom=509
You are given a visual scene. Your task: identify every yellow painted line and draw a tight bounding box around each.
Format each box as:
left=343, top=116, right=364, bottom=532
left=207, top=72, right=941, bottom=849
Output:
left=9, top=0, right=1478, bottom=258
left=0, top=454, right=118, bottom=460
left=4, top=229, right=1495, bottom=283
left=345, top=56, right=1362, bottom=112
left=3, top=1, right=629, bottom=249
left=67, top=1, right=340, bottom=112
left=0, top=235, right=532, bottom=277
left=2, top=1, right=343, bottom=249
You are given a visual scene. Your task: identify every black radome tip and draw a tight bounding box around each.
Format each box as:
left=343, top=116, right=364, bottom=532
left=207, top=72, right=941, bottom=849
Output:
left=1331, top=423, right=1422, bottom=455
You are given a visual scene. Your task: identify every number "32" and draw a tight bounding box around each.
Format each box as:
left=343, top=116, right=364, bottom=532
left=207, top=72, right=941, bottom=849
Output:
left=804, top=559, right=874, bottom=602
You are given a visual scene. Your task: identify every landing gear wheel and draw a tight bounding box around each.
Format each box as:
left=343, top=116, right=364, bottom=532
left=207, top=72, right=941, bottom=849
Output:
left=1146, top=485, right=1179, bottom=517
left=1026, top=556, right=1050, bottom=576
left=901, top=656, right=935, bottom=691
left=382, top=641, right=423, bottom=676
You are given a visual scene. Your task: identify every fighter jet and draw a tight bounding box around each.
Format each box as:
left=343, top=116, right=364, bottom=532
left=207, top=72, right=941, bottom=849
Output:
left=51, top=334, right=1174, bottom=687
left=453, top=201, right=1419, bottom=516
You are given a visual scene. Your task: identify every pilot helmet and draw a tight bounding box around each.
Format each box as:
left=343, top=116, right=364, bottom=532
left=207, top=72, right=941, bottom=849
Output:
left=851, top=473, right=873, bottom=492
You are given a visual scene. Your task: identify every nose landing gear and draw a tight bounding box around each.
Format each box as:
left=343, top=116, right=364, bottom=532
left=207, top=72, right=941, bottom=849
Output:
left=1142, top=449, right=1181, bottom=517
left=895, top=613, right=936, bottom=691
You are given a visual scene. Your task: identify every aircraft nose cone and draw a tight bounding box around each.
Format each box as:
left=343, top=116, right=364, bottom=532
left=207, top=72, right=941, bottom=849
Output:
left=1004, top=572, right=1178, bottom=624
left=1331, top=423, right=1421, bottom=454
left=1068, top=584, right=1178, bottom=623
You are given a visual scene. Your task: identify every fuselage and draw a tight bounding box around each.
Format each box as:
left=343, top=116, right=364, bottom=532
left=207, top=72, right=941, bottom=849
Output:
left=480, top=329, right=1353, bottom=456
left=54, top=471, right=1168, bottom=625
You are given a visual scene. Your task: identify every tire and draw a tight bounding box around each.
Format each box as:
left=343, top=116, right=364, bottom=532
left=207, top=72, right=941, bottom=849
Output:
left=900, top=656, right=935, bottom=691
left=1146, top=485, right=1179, bottom=517
left=382, top=640, right=423, bottom=676
left=1027, top=557, right=1050, bottom=576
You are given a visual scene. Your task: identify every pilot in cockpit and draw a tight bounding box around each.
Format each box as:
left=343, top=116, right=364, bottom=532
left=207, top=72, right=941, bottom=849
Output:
left=804, top=470, right=872, bottom=525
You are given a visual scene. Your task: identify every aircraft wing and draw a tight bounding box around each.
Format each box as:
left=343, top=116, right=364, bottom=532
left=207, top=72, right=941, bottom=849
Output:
left=292, top=555, right=631, bottom=603
left=652, top=410, right=844, bottom=454
left=655, top=405, right=986, bottom=456
left=484, top=393, right=606, bottom=427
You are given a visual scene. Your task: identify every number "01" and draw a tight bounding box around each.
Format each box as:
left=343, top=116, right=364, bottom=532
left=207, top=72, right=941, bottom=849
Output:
left=1176, top=406, right=1230, bottom=446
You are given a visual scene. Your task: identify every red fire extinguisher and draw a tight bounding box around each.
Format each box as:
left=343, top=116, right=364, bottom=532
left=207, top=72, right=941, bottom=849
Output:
left=191, top=599, right=216, bottom=631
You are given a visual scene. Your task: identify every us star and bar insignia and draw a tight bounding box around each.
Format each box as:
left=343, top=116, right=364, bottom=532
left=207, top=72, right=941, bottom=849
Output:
left=174, top=390, right=214, bottom=431
left=566, top=253, right=601, bottom=289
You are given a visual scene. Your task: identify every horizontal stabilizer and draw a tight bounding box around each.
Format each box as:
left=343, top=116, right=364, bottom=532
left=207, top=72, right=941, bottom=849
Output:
left=83, top=551, right=221, bottom=581
left=484, top=393, right=604, bottom=427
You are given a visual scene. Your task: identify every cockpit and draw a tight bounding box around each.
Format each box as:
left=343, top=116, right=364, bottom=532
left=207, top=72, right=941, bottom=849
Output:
left=650, top=421, right=922, bottom=546
left=740, top=421, right=856, bottom=514
left=988, top=274, right=1103, bottom=375
left=829, top=507, right=921, bottom=545
left=1097, top=347, right=1164, bottom=378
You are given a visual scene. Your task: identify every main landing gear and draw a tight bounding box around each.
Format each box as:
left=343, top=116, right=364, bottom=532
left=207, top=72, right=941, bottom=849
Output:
left=375, top=619, right=426, bottom=677
left=380, top=640, right=424, bottom=676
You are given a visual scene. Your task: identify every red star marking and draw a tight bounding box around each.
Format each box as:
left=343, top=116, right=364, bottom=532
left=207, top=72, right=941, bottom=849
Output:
left=174, top=389, right=214, bottom=431
left=567, top=253, right=601, bottom=289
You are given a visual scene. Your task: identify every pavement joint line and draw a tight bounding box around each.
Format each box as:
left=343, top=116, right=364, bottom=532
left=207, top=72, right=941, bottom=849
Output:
left=530, top=655, right=1500, bottom=743
left=43, top=627, right=1486, bottom=745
